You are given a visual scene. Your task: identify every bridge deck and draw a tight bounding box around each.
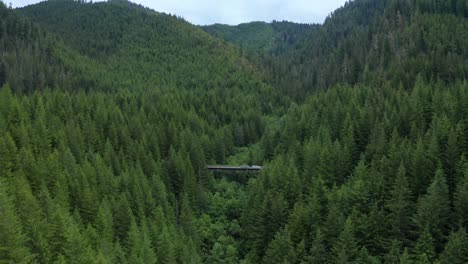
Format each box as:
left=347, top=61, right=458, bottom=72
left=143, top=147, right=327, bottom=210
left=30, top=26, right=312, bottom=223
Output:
left=207, top=165, right=262, bottom=172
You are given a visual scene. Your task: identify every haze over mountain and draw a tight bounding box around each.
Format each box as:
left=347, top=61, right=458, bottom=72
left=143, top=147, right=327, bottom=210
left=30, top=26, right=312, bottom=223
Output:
left=1, top=0, right=467, bottom=263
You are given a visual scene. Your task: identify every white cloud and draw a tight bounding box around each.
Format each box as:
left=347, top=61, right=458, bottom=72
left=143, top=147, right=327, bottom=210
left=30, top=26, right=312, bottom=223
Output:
left=10, top=0, right=347, bottom=25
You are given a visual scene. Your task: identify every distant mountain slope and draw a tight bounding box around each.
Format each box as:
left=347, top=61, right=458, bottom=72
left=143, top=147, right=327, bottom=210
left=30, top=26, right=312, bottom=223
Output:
left=203, top=0, right=468, bottom=100
left=0, top=2, right=107, bottom=93
left=203, top=22, right=276, bottom=53
left=274, top=0, right=468, bottom=97
left=18, top=0, right=275, bottom=96
left=203, top=21, right=313, bottom=56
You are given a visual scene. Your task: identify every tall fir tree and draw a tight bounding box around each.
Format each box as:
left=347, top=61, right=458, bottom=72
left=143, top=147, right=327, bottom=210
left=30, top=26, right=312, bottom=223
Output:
left=414, top=168, right=451, bottom=250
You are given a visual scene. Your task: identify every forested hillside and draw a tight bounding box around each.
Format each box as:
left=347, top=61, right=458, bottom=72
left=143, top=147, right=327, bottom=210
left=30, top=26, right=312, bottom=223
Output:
left=203, top=21, right=313, bottom=56
left=206, top=1, right=468, bottom=100
left=272, top=0, right=468, bottom=98
left=0, top=2, right=107, bottom=93
left=18, top=0, right=278, bottom=95
left=1, top=0, right=468, bottom=263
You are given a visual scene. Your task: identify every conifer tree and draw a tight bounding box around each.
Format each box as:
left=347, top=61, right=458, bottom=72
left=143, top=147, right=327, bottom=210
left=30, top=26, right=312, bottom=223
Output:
left=332, top=217, right=358, bottom=263
left=113, top=194, right=134, bottom=244
left=384, top=240, right=401, bottom=264
left=386, top=163, right=414, bottom=244
left=413, top=226, right=435, bottom=264
left=307, top=228, right=327, bottom=264
left=0, top=133, right=18, bottom=177
left=323, top=196, right=345, bottom=249
left=0, top=180, right=35, bottom=263
left=96, top=198, right=115, bottom=261
left=126, top=219, right=142, bottom=263
left=179, top=193, right=195, bottom=238
left=61, top=216, right=94, bottom=264
left=156, top=225, right=176, bottom=264
left=454, top=168, right=468, bottom=228
left=440, top=228, right=468, bottom=264
left=179, top=238, right=202, bottom=264
left=356, top=247, right=380, bottom=264
left=254, top=191, right=288, bottom=258
left=414, top=168, right=451, bottom=249
left=399, top=248, right=412, bottom=264
left=444, top=128, right=461, bottom=194
left=410, top=138, right=432, bottom=196
left=263, top=228, right=293, bottom=264
left=10, top=174, right=52, bottom=263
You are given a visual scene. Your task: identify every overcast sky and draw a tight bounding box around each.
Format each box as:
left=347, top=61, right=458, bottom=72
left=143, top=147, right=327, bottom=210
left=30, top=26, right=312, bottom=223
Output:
left=10, top=0, right=347, bottom=25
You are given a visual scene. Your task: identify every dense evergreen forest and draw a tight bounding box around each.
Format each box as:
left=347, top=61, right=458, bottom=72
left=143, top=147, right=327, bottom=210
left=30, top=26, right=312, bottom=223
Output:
left=202, top=21, right=314, bottom=56
left=1, top=0, right=467, bottom=263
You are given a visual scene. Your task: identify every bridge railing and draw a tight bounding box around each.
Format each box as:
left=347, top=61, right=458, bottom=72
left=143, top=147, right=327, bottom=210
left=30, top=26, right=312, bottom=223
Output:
left=206, top=165, right=262, bottom=172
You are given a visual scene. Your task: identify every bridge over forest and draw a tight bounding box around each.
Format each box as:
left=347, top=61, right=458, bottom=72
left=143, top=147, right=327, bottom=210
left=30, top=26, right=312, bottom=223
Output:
left=206, top=165, right=262, bottom=172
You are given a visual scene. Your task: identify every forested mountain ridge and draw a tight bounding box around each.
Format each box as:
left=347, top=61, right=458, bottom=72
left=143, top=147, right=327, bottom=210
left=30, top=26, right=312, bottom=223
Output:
left=0, top=1, right=109, bottom=93
left=18, top=0, right=279, bottom=97
left=2, top=1, right=287, bottom=263
left=204, top=0, right=468, bottom=100
left=1, top=0, right=468, bottom=263
left=273, top=0, right=468, bottom=98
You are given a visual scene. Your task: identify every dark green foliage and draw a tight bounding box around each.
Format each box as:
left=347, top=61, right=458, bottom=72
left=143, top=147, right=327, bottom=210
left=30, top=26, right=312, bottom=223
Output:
left=262, top=228, right=294, bottom=264
left=252, top=80, right=468, bottom=262
left=0, top=0, right=467, bottom=263
left=307, top=228, right=327, bottom=264
left=440, top=228, right=468, bottom=264
left=454, top=167, right=468, bottom=228
left=384, top=240, right=402, bottom=264
left=203, top=22, right=277, bottom=53
left=414, top=226, right=436, bottom=263
left=0, top=179, right=35, bottom=263
left=17, top=0, right=281, bottom=108
left=203, top=21, right=313, bottom=56
left=399, top=248, right=412, bottom=264
left=414, top=168, right=451, bottom=250
left=386, top=164, right=414, bottom=245
left=0, top=2, right=107, bottom=93
left=332, top=217, right=359, bottom=263
left=229, top=0, right=468, bottom=100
